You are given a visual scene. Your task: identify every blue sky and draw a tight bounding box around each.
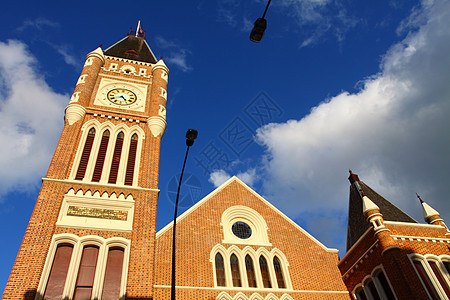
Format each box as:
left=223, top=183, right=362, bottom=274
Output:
left=2, top=0, right=450, bottom=294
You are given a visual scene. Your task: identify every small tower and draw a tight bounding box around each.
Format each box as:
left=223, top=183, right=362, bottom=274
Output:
left=417, top=193, right=448, bottom=229
left=4, top=25, right=168, bottom=299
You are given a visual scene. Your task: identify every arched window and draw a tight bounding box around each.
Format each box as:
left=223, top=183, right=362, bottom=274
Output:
left=75, top=128, right=95, bottom=180
left=429, top=260, right=450, bottom=297
left=74, top=246, right=99, bottom=299
left=273, top=256, right=285, bottom=288
left=92, top=130, right=110, bottom=182
left=365, top=279, right=380, bottom=300
left=108, top=132, right=124, bottom=184
left=413, top=260, right=440, bottom=300
left=43, top=244, right=74, bottom=299
left=102, top=247, right=125, bottom=299
left=245, top=255, right=257, bottom=288
left=259, top=255, right=271, bottom=288
left=124, top=133, right=138, bottom=186
left=215, top=253, right=226, bottom=287
left=230, top=254, right=241, bottom=287
left=374, top=270, right=396, bottom=299
left=355, top=287, right=368, bottom=300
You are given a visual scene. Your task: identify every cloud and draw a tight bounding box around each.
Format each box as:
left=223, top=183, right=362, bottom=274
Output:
left=237, top=168, right=258, bottom=187
left=54, top=45, right=79, bottom=68
left=253, top=0, right=450, bottom=249
left=17, top=18, right=59, bottom=32
left=155, top=37, right=192, bottom=72
left=209, top=170, right=232, bottom=187
left=0, top=40, right=67, bottom=201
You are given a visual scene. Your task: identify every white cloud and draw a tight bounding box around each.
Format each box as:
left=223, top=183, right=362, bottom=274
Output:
left=0, top=40, right=67, bottom=201
left=54, top=45, right=79, bottom=68
left=254, top=0, right=450, bottom=248
left=209, top=169, right=232, bottom=187
left=237, top=168, right=258, bottom=187
left=155, top=37, right=192, bottom=72
left=17, top=18, right=59, bottom=32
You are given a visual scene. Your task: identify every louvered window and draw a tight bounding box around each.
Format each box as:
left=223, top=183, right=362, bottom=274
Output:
left=273, top=256, right=285, bottom=288
left=108, top=132, right=124, bottom=184
left=245, top=255, right=257, bottom=288
left=124, top=133, right=138, bottom=186
left=260, top=256, right=272, bottom=288
left=75, top=128, right=95, bottom=180
left=230, top=254, right=241, bottom=287
left=215, top=253, right=226, bottom=287
left=92, top=130, right=110, bottom=182
left=73, top=246, right=99, bottom=300
left=43, top=244, right=73, bottom=300
left=102, top=248, right=124, bottom=300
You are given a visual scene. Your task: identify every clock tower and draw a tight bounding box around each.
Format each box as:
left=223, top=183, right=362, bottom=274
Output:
left=4, top=28, right=168, bottom=299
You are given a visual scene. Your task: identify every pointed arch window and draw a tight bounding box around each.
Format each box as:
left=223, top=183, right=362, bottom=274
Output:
left=413, top=260, right=440, bottom=300
left=102, top=247, right=125, bottom=299
left=259, top=255, right=272, bottom=288
left=273, top=256, right=285, bottom=288
left=108, top=132, right=124, bottom=184
left=92, top=130, right=110, bottom=182
left=75, top=128, right=95, bottom=180
left=215, top=253, right=226, bottom=287
left=124, top=133, right=138, bottom=186
left=43, top=244, right=74, bottom=299
left=230, top=254, right=242, bottom=287
left=74, top=246, right=99, bottom=299
left=245, top=255, right=257, bottom=288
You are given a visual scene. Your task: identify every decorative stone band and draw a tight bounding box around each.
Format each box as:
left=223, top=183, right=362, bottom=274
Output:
left=65, top=103, right=86, bottom=125
left=148, top=116, right=167, bottom=137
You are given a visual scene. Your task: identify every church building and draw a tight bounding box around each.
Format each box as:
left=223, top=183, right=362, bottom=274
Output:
left=4, top=28, right=450, bottom=300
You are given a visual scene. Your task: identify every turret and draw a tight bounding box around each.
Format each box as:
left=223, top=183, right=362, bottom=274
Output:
left=65, top=46, right=105, bottom=125
left=417, top=193, right=447, bottom=229
left=148, top=58, right=169, bottom=137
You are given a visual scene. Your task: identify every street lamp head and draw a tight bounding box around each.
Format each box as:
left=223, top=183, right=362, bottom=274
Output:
left=250, top=17, right=267, bottom=42
left=185, top=129, right=198, bottom=147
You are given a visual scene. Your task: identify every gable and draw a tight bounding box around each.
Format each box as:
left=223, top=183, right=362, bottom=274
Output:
left=156, top=176, right=336, bottom=253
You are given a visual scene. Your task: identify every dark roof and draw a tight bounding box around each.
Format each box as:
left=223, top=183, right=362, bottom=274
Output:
left=346, top=181, right=417, bottom=250
left=104, top=36, right=157, bottom=63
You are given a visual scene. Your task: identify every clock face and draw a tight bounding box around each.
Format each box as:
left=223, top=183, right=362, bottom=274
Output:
left=107, top=88, right=137, bottom=105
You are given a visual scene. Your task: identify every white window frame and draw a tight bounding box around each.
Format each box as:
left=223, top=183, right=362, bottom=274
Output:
left=70, top=119, right=145, bottom=187
left=36, top=233, right=130, bottom=300
left=409, top=253, right=450, bottom=300
left=352, top=265, right=397, bottom=300
left=210, top=244, right=292, bottom=291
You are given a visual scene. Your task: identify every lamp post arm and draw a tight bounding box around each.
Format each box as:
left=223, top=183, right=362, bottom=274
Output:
left=171, top=145, right=191, bottom=300
left=262, top=0, right=272, bottom=18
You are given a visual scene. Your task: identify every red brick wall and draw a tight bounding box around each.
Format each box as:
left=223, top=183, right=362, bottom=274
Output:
left=154, top=179, right=350, bottom=299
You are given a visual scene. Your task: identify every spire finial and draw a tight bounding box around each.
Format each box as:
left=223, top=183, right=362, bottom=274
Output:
left=348, top=169, right=360, bottom=184
left=416, top=193, right=424, bottom=204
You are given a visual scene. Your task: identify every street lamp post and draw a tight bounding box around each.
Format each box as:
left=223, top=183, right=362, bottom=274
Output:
left=171, top=129, right=198, bottom=300
left=250, top=0, right=272, bottom=42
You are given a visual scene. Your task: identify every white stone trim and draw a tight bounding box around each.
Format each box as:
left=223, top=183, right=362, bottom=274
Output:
left=94, top=78, right=148, bottom=112
left=210, top=245, right=292, bottom=291
left=70, top=119, right=145, bottom=187
left=341, top=242, right=379, bottom=278
left=65, top=103, right=86, bottom=125
left=408, top=253, right=450, bottom=300
left=77, top=74, right=87, bottom=85
left=36, top=233, right=130, bottom=300
left=56, top=188, right=134, bottom=231
left=147, top=116, right=167, bottom=137
left=383, top=221, right=435, bottom=227
left=70, top=91, right=81, bottom=103
left=221, top=205, right=271, bottom=246
left=157, top=177, right=337, bottom=253
left=42, top=177, right=159, bottom=192
left=351, top=265, right=397, bottom=300
left=153, top=285, right=349, bottom=294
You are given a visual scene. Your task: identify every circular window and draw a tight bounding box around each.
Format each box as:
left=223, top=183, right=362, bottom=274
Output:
left=232, top=222, right=252, bottom=239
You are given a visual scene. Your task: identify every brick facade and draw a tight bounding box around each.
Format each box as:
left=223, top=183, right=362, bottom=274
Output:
left=4, top=34, right=450, bottom=300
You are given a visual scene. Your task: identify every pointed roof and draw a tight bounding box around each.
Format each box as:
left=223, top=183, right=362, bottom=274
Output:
left=104, top=35, right=157, bottom=63
left=346, top=173, right=416, bottom=250
left=157, top=176, right=338, bottom=253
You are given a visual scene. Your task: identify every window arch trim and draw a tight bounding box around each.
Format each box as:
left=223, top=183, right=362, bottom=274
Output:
left=36, top=233, right=130, bottom=300
left=71, top=119, right=145, bottom=187
left=210, top=244, right=292, bottom=290
left=352, top=265, right=397, bottom=300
